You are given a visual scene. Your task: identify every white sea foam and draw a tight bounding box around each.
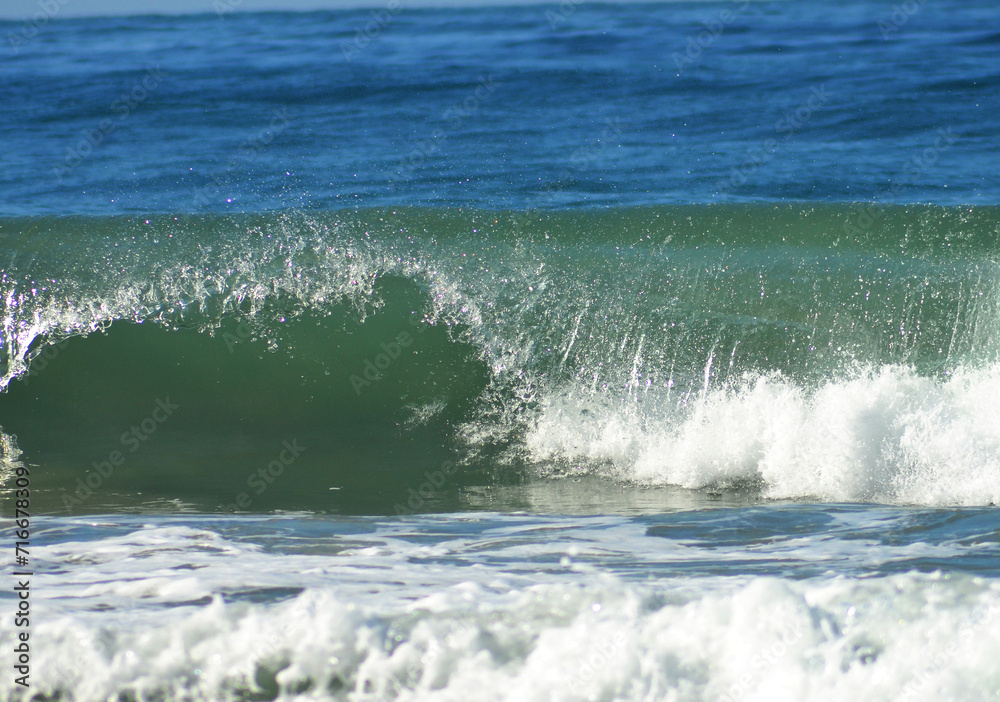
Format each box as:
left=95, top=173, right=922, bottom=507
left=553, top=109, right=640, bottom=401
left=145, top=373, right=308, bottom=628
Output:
left=526, top=364, right=1000, bottom=506
left=3, top=516, right=1000, bottom=702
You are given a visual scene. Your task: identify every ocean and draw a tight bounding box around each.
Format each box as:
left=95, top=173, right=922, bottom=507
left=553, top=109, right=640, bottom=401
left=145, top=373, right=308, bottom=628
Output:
left=2, top=1, right=1000, bottom=700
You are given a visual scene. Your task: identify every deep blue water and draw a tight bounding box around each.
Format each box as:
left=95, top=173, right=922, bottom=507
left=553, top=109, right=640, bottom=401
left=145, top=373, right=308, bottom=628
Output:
left=1, top=0, right=998, bottom=215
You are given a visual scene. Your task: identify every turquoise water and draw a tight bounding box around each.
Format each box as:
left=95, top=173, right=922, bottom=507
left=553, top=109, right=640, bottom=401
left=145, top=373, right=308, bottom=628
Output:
left=4, top=205, right=1000, bottom=513
left=2, top=2, right=1000, bottom=700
